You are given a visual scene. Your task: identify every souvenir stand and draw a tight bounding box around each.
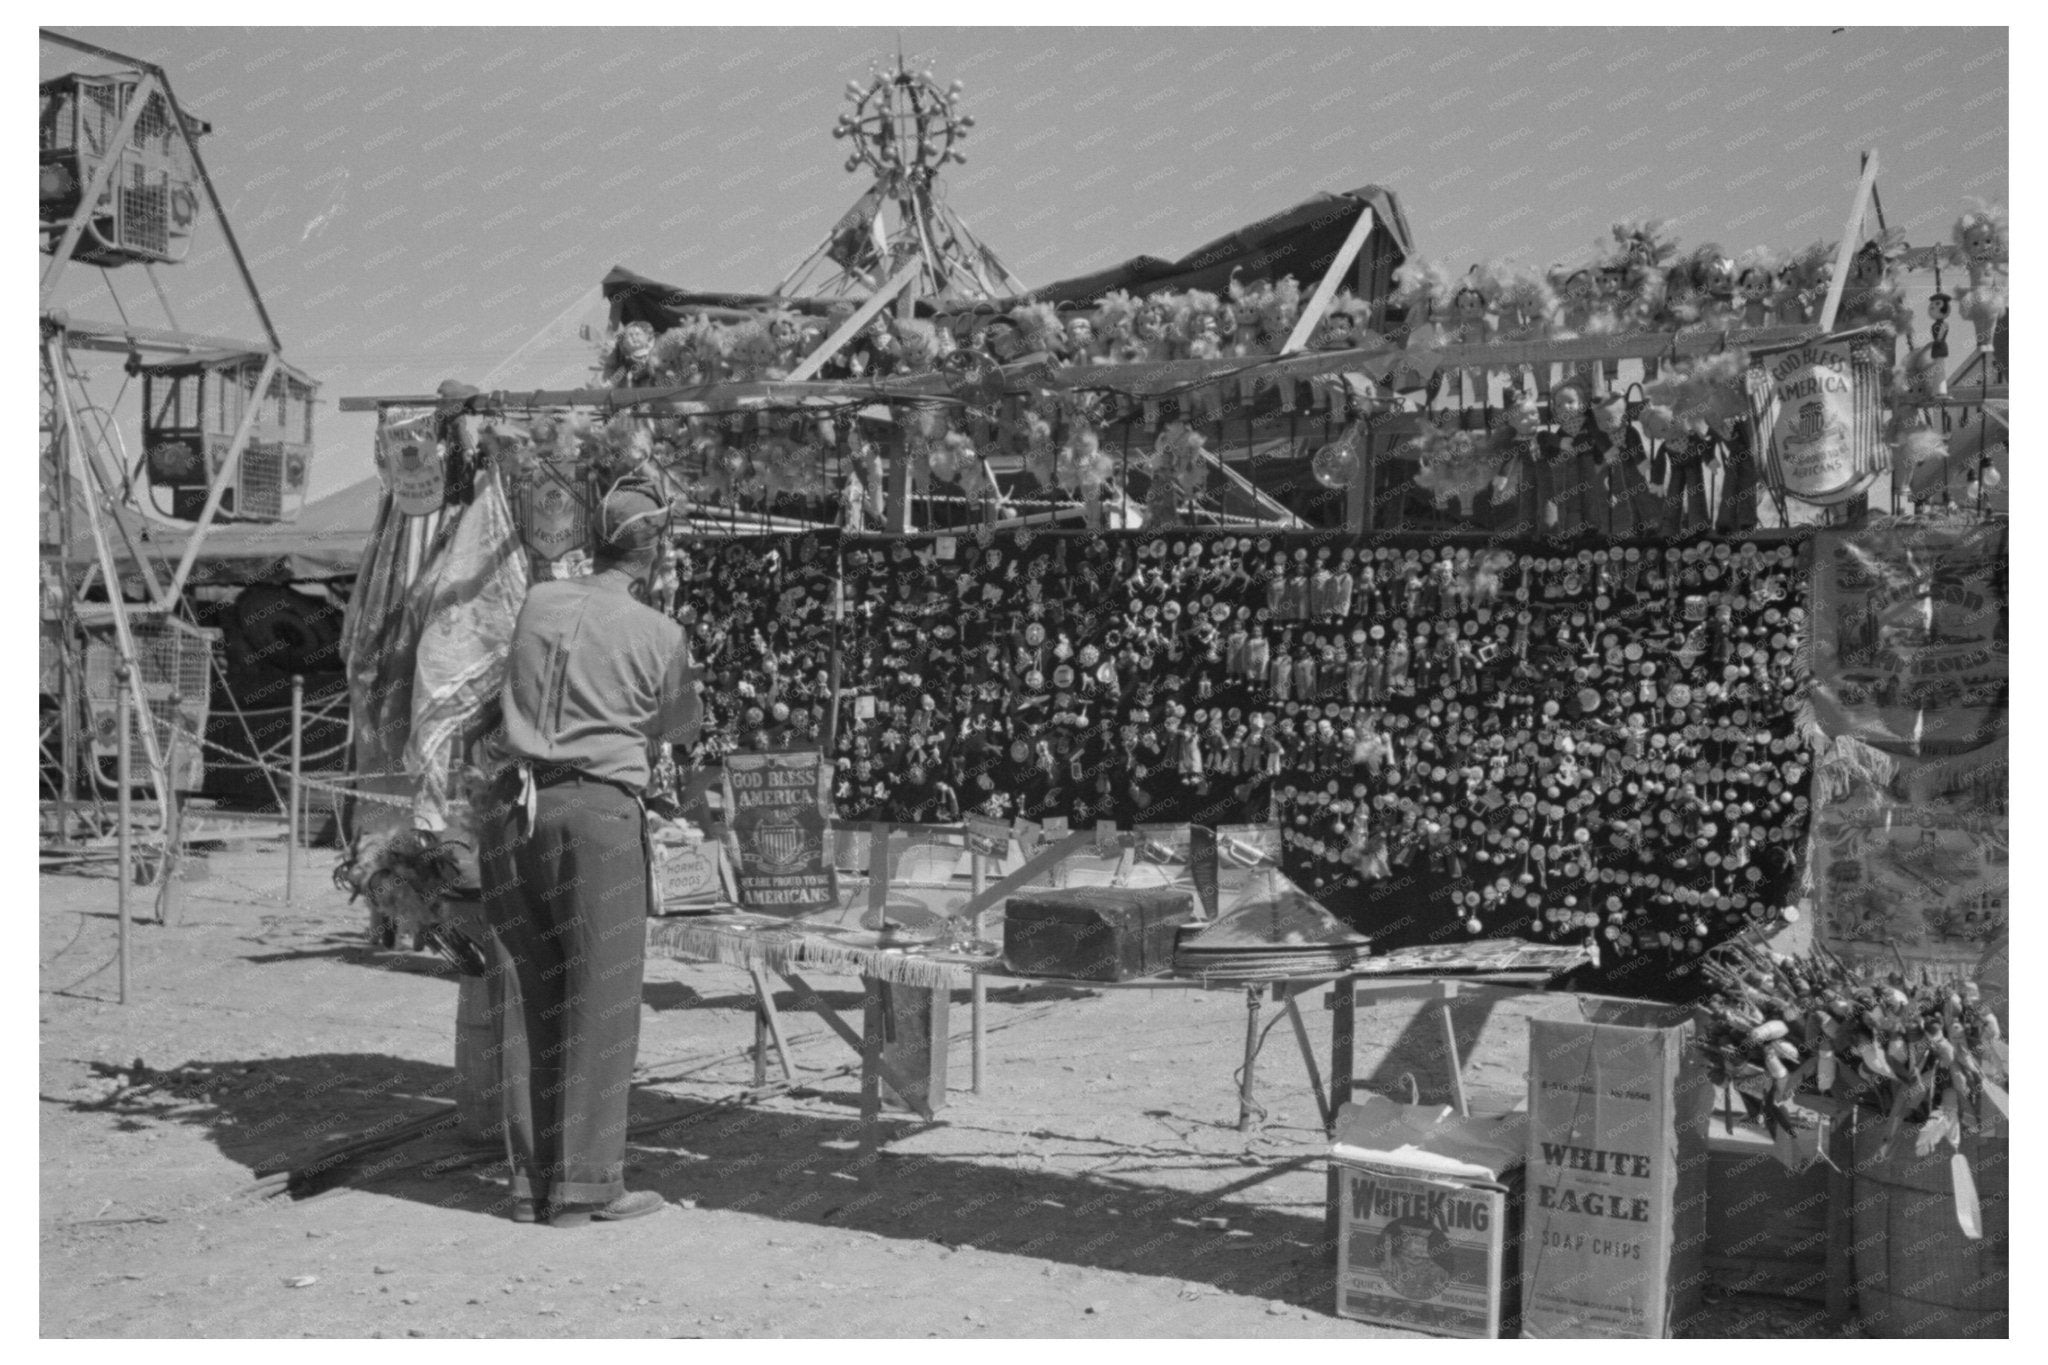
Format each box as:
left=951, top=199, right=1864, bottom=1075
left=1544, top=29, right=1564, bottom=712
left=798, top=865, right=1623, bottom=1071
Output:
left=336, top=70, right=2007, bottom=1332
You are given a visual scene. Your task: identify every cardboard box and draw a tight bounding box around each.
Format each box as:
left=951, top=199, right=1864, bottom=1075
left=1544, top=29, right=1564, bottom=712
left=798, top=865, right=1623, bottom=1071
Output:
left=1521, top=1000, right=1713, bottom=1338
left=1329, top=1097, right=1526, bottom=1338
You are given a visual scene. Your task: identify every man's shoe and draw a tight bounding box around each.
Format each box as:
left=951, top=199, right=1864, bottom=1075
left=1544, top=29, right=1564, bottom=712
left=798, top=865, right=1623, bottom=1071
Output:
left=546, top=1190, right=667, bottom=1227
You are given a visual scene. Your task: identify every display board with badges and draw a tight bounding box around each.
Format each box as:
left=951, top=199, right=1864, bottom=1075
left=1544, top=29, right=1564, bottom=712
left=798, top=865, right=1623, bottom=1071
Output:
left=668, top=529, right=1817, bottom=985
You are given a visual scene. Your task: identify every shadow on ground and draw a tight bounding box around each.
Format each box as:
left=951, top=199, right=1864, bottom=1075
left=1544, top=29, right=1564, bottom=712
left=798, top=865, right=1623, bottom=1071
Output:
left=47, top=1049, right=1343, bottom=1309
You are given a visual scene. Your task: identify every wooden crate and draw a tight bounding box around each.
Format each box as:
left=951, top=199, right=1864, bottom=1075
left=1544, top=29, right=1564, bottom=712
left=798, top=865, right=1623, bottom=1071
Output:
left=1705, top=1121, right=1832, bottom=1302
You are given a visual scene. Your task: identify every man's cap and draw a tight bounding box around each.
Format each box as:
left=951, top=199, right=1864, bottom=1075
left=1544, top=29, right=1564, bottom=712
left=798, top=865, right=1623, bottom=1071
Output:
left=595, top=481, right=669, bottom=557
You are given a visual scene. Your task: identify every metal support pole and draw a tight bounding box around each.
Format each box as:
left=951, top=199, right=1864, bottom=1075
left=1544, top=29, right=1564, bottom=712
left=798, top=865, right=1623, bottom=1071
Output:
left=970, top=850, right=985, bottom=1095
left=287, top=673, right=303, bottom=904
left=115, top=666, right=132, bottom=1006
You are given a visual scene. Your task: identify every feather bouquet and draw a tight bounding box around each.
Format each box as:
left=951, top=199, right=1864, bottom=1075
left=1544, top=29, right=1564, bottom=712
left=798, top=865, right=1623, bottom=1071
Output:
left=333, top=827, right=491, bottom=974
left=1698, top=938, right=2007, bottom=1233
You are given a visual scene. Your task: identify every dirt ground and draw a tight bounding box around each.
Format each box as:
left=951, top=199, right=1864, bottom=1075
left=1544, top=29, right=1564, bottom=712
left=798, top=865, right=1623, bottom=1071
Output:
left=41, top=844, right=1846, bottom=1339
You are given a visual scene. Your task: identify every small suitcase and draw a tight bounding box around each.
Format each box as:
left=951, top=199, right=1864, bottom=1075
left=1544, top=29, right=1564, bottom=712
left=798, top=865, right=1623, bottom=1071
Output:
left=1001, top=887, right=1194, bottom=982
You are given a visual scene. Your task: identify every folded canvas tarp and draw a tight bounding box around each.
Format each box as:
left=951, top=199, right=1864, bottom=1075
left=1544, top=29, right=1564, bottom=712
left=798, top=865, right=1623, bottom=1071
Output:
left=603, top=183, right=1414, bottom=329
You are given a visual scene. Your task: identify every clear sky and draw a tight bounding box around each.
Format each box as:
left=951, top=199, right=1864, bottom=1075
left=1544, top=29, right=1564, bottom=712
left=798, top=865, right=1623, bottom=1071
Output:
left=42, top=24, right=2009, bottom=502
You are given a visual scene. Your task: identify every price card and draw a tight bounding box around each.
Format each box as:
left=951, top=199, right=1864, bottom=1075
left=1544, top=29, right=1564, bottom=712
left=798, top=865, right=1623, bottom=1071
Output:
left=854, top=694, right=876, bottom=720
left=935, top=535, right=958, bottom=561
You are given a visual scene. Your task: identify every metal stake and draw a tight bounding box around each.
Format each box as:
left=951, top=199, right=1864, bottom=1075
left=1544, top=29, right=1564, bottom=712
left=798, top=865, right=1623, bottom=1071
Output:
left=287, top=673, right=303, bottom=904
left=970, top=849, right=985, bottom=1094
left=115, top=665, right=131, bottom=1005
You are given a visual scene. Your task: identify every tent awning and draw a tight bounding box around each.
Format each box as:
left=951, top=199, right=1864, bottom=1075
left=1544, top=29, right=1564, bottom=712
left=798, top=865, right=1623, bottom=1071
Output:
left=603, top=184, right=1414, bottom=330
left=56, top=475, right=388, bottom=588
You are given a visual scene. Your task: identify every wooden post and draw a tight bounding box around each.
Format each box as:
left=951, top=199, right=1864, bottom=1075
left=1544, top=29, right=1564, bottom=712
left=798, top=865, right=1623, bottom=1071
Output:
left=1238, top=983, right=1264, bottom=1132
left=1281, top=205, right=1378, bottom=355
left=859, top=978, right=885, bottom=1157
left=1817, top=152, right=1882, bottom=334
left=970, top=850, right=986, bottom=1095
left=115, top=666, right=131, bottom=1006
left=155, top=702, right=181, bottom=927
left=287, top=673, right=303, bottom=905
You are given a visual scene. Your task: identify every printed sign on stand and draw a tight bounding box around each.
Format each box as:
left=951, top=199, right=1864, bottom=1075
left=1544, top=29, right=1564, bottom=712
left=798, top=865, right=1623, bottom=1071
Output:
left=722, top=750, right=836, bottom=913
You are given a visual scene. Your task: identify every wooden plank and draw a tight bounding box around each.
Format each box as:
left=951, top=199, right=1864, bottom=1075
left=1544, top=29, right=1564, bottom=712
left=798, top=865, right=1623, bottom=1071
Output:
left=946, top=830, right=1093, bottom=924
left=866, top=821, right=890, bottom=924
left=776, top=969, right=933, bottom=1121
left=1281, top=206, right=1376, bottom=355
left=1282, top=988, right=1331, bottom=1132
left=1818, top=151, right=1882, bottom=334
left=745, top=963, right=798, bottom=1082
left=784, top=259, right=923, bottom=382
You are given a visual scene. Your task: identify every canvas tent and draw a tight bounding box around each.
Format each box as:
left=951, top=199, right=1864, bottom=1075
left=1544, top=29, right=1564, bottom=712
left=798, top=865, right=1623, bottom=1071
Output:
left=58, top=474, right=386, bottom=589
left=602, top=184, right=1415, bottom=331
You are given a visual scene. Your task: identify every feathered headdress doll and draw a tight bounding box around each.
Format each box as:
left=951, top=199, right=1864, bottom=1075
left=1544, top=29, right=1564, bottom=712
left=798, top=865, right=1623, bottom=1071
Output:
left=1008, top=300, right=1064, bottom=358
left=1176, top=290, right=1223, bottom=357
left=1252, top=275, right=1301, bottom=352
left=1408, top=425, right=1504, bottom=517
left=1547, top=262, right=1616, bottom=339
left=1389, top=257, right=1457, bottom=337
left=681, top=315, right=731, bottom=385
left=1776, top=241, right=1837, bottom=326
left=1596, top=219, right=1679, bottom=331
left=1647, top=351, right=1749, bottom=440
left=1481, top=260, right=1557, bottom=340
left=1093, top=289, right=1142, bottom=362
left=1837, top=230, right=1914, bottom=340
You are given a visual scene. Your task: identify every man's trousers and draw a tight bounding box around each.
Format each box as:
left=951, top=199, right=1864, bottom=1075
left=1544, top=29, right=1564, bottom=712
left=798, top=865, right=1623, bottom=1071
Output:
left=478, top=773, right=648, bottom=1210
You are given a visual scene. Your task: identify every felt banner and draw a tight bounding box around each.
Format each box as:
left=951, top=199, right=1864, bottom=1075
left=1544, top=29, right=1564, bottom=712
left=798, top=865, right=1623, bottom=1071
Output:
left=1808, top=521, right=2008, bottom=758
left=723, top=749, right=836, bottom=912
left=1813, top=761, right=2008, bottom=973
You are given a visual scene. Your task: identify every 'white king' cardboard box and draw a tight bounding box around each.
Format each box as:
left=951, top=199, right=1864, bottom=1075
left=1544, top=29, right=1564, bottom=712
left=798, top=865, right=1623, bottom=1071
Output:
left=1329, top=1095, right=1527, bottom=1338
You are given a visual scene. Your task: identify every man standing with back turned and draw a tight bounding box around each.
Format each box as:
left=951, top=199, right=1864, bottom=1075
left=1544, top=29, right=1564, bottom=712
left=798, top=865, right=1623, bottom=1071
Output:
left=481, top=478, right=700, bottom=1227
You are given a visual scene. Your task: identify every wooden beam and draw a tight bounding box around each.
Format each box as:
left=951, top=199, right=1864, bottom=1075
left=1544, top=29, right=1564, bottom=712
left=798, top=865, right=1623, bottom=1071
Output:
left=1281, top=206, right=1376, bottom=355
left=786, top=258, right=924, bottom=382
left=336, top=324, right=1829, bottom=412
left=775, top=970, right=934, bottom=1121
left=946, top=830, right=1093, bottom=925
left=1818, top=151, right=1882, bottom=334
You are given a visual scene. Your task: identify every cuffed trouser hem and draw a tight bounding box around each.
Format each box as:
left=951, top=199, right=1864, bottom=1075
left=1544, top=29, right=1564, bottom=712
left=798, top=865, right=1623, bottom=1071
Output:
left=507, top=1174, right=627, bottom=1206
